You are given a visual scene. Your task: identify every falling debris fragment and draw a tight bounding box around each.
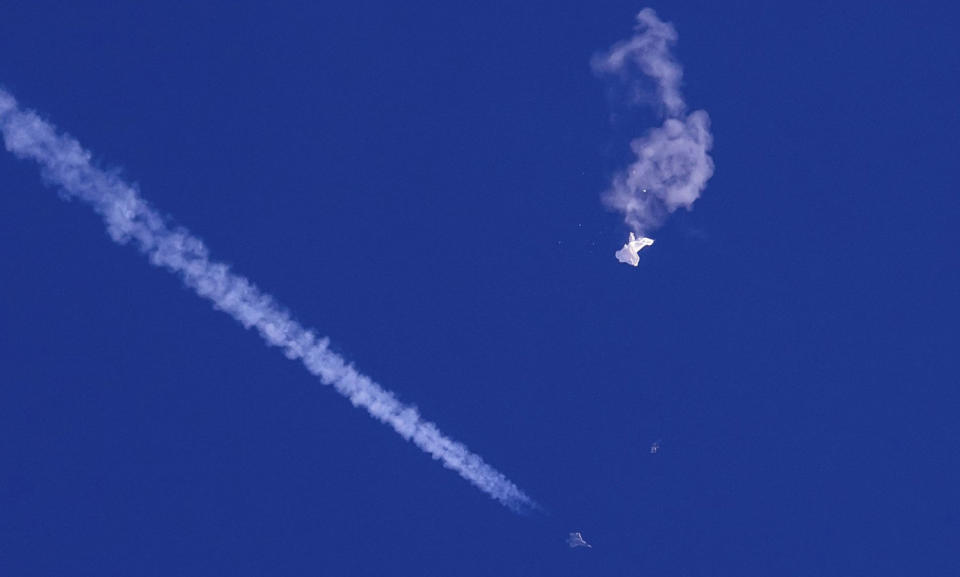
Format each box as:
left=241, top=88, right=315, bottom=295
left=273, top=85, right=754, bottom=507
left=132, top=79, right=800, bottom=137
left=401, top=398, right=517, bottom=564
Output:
left=568, top=532, right=592, bottom=549
left=615, top=232, right=655, bottom=266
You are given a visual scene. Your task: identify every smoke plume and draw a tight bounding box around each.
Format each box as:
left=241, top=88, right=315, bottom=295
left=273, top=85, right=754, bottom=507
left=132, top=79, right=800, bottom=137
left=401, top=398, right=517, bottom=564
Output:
left=593, top=8, right=715, bottom=235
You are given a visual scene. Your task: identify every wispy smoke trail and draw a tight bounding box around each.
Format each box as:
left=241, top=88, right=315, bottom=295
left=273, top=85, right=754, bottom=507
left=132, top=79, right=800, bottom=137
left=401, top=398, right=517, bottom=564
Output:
left=592, top=8, right=715, bottom=235
left=0, top=89, right=533, bottom=512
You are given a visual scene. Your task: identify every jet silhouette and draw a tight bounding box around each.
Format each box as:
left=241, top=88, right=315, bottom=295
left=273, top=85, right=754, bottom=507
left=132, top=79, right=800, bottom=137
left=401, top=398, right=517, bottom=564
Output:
left=567, top=531, right=592, bottom=548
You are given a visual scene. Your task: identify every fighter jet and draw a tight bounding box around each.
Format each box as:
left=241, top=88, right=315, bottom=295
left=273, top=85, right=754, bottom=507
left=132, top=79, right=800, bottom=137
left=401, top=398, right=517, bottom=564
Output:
left=567, top=532, right=592, bottom=549
left=615, top=232, right=655, bottom=266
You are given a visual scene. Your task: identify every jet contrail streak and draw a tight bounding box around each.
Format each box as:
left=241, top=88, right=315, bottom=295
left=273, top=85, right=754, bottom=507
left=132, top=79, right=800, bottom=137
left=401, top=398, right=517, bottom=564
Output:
left=0, top=89, right=534, bottom=512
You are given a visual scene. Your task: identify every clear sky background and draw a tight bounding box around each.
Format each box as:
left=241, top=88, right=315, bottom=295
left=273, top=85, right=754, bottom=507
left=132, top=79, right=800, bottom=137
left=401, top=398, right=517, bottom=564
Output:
left=1, top=1, right=958, bottom=575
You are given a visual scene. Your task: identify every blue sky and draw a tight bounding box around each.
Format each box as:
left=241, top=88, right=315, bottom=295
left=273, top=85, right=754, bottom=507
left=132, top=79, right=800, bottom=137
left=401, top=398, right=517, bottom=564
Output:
left=1, top=2, right=958, bottom=575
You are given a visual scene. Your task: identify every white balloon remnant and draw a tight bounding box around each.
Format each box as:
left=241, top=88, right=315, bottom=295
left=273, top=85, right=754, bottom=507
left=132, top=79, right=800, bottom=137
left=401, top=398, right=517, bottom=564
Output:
left=615, top=232, right=655, bottom=266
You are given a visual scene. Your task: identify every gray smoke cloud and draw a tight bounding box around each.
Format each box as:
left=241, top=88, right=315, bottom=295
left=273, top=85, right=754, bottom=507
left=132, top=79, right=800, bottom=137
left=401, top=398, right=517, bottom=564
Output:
left=0, top=88, right=534, bottom=513
left=592, top=8, right=715, bottom=235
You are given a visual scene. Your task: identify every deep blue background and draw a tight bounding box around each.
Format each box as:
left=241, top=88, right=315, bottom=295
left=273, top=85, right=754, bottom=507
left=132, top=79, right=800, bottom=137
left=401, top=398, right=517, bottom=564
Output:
left=2, top=1, right=958, bottom=575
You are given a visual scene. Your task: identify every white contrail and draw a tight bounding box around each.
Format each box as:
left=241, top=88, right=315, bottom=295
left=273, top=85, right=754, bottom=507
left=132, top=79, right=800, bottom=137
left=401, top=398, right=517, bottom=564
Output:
left=0, top=89, right=534, bottom=513
left=592, top=8, right=715, bottom=235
